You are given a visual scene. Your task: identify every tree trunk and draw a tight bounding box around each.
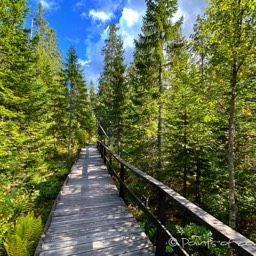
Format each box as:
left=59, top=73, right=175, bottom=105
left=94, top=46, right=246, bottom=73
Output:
left=228, top=62, right=237, bottom=230
left=157, top=63, right=163, bottom=168
left=183, top=109, right=188, bottom=198
left=68, top=90, right=73, bottom=162
left=195, top=154, right=201, bottom=204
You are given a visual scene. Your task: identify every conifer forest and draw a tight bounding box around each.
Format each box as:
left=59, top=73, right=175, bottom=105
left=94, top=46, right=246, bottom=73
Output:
left=0, top=0, right=255, bottom=255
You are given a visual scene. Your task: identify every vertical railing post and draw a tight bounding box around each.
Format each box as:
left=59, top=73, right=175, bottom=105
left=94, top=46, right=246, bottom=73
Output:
left=103, top=145, right=106, bottom=164
left=109, top=154, right=112, bottom=175
left=156, top=190, right=167, bottom=256
left=100, top=142, right=103, bottom=158
left=119, top=163, right=125, bottom=199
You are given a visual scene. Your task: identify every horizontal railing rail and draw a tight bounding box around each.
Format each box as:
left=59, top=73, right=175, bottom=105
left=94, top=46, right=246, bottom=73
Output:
left=97, top=140, right=256, bottom=256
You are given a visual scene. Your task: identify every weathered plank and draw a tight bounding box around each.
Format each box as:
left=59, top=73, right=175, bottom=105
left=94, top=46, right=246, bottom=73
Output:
left=35, top=145, right=154, bottom=256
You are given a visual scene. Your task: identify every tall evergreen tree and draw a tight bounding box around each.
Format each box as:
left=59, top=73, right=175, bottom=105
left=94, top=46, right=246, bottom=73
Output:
left=127, top=0, right=183, bottom=174
left=32, top=3, right=68, bottom=154
left=0, top=0, right=35, bottom=174
left=145, top=0, right=183, bottom=168
left=65, top=46, right=95, bottom=161
left=97, top=23, right=126, bottom=154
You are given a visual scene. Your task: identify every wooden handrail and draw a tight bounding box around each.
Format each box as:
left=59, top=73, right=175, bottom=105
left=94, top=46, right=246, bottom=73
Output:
left=97, top=141, right=256, bottom=256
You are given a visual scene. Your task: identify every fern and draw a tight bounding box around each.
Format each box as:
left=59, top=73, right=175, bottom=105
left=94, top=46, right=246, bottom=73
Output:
left=4, top=212, right=42, bottom=256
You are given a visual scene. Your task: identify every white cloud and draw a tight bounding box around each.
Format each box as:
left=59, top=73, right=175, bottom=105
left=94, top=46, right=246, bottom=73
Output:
left=78, top=58, right=91, bottom=67
left=118, top=4, right=145, bottom=54
left=83, top=0, right=146, bottom=86
left=40, top=0, right=51, bottom=9
left=83, top=38, right=105, bottom=86
left=75, top=0, right=83, bottom=8
left=80, top=12, right=86, bottom=18
left=100, top=27, right=109, bottom=40
left=65, top=37, right=80, bottom=44
left=89, top=10, right=112, bottom=22
left=38, top=0, right=60, bottom=10
left=173, top=7, right=184, bottom=23
left=121, top=8, right=140, bottom=27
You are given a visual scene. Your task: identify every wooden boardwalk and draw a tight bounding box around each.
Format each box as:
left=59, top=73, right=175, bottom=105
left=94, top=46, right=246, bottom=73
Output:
left=35, top=145, right=155, bottom=256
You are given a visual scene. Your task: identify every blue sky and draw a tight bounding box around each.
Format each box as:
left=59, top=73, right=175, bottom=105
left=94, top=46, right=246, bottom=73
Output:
left=27, top=0, right=207, bottom=86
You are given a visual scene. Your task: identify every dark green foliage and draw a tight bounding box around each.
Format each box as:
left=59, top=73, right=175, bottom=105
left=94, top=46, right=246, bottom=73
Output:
left=97, top=23, right=127, bottom=155
left=65, top=46, right=96, bottom=161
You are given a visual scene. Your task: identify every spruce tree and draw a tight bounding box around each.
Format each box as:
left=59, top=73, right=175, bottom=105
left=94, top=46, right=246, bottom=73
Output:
left=0, top=0, right=35, bottom=174
left=127, top=0, right=183, bottom=174
left=97, top=23, right=126, bottom=154
left=32, top=3, right=68, bottom=155
left=65, top=46, right=95, bottom=160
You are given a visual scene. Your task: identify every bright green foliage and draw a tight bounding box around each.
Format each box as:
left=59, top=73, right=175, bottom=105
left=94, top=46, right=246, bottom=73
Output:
left=0, top=175, right=39, bottom=247
left=0, top=1, right=95, bottom=254
left=176, top=223, right=226, bottom=255
left=143, top=0, right=183, bottom=168
left=193, top=0, right=256, bottom=231
left=0, top=0, right=34, bottom=175
left=164, top=43, right=201, bottom=197
left=4, top=212, right=42, bottom=256
left=177, top=223, right=212, bottom=245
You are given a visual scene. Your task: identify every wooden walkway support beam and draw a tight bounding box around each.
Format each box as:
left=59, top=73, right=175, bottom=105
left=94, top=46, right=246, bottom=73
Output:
left=35, top=145, right=154, bottom=256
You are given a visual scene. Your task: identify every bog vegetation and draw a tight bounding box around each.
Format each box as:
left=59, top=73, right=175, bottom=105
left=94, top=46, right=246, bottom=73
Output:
left=0, top=0, right=255, bottom=255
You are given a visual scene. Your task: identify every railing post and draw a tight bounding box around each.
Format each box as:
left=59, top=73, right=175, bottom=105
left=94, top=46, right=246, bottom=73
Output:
left=119, top=163, right=125, bottom=199
left=100, top=142, right=103, bottom=158
left=109, top=154, right=112, bottom=175
left=103, top=146, right=106, bottom=164
left=156, top=190, right=167, bottom=256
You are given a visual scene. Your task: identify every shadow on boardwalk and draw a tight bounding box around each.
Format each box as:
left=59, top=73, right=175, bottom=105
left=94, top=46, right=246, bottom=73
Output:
left=35, top=145, right=154, bottom=256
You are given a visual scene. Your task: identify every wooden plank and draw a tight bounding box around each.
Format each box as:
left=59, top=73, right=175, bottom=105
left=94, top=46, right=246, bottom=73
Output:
left=47, top=219, right=135, bottom=234
left=40, top=236, right=153, bottom=256
left=52, top=205, right=128, bottom=218
left=35, top=145, right=154, bottom=256
left=52, top=204, right=125, bottom=217
left=49, top=213, right=136, bottom=227
left=44, top=222, right=141, bottom=243
left=42, top=225, right=145, bottom=249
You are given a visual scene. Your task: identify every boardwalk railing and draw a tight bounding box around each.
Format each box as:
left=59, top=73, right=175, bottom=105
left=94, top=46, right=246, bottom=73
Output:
left=97, top=141, right=256, bottom=256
